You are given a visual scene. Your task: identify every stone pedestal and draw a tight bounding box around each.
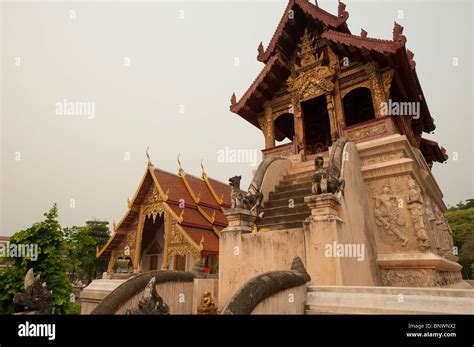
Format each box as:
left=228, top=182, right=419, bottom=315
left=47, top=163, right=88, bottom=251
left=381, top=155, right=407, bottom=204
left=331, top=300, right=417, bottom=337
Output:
left=305, top=193, right=343, bottom=220
left=222, top=208, right=257, bottom=234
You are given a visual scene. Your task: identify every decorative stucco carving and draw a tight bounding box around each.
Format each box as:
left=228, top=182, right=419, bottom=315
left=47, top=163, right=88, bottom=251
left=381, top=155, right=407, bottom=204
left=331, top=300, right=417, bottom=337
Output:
left=406, top=179, right=431, bottom=252
left=362, top=150, right=405, bottom=166
left=381, top=269, right=462, bottom=287
left=372, top=181, right=408, bottom=246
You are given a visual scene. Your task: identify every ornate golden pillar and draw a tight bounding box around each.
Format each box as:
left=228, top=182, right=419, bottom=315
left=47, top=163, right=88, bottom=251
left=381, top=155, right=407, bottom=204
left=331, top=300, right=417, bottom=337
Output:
left=326, top=93, right=338, bottom=143
left=161, top=210, right=171, bottom=270
left=293, top=101, right=305, bottom=153
left=365, top=62, right=388, bottom=118
left=260, top=101, right=275, bottom=149
left=107, top=249, right=117, bottom=276
left=328, top=47, right=345, bottom=130
left=133, top=207, right=145, bottom=272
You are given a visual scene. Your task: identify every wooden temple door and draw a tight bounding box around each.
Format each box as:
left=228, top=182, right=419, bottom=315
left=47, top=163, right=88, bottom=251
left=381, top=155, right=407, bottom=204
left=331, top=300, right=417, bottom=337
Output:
left=301, top=95, right=332, bottom=154
left=174, top=255, right=186, bottom=271
left=149, top=255, right=158, bottom=270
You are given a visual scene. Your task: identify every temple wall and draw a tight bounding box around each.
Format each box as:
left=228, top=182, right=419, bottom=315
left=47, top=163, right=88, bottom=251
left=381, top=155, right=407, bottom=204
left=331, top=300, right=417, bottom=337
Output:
left=303, top=142, right=380, bottom=286
left=356, top=134, right=462, bottom=287
left=218, top=228, right=305, bottom=309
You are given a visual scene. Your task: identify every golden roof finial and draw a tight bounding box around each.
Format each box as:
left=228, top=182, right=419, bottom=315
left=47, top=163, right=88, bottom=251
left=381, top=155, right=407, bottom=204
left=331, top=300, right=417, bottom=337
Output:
left=200, top=159, right=207, bottom=179
left=177, top=153, right=184, bottom=175
left=146, top=146, right=152, bottom=166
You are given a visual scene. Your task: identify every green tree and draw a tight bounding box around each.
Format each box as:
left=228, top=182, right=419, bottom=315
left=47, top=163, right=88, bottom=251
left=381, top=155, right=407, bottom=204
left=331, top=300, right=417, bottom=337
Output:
left=63, top=220, right=110, bottom=284
left=0, top=204, right=74, bottom=314
left=445, top=200, right=474, bottom=279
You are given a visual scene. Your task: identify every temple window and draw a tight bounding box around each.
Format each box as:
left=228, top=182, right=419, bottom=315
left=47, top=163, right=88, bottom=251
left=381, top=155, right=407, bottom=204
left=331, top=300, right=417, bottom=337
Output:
left=274, top=112, right=295, bottom=145
left=204, top=254, right=218, bottom=274
left=343, top=87, right=376, bottom=127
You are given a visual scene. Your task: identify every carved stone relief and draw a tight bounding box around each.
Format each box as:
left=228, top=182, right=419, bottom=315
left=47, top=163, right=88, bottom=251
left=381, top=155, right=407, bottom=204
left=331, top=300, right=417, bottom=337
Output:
left=406, top=179, right=431, bottom=252
left=361, top=150, right=405, bottom=166
left=381, top=269, right=461, bottom=287
left=371, top=181, right=408, bottom=247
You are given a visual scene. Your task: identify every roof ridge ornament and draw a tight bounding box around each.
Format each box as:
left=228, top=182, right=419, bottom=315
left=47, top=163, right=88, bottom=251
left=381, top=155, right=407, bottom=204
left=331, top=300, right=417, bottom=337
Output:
left=360, top=28, right=368, bottom=39
left=200, top=159, right=207, bottom=179
left=230, top=93, right=237, bottom=107
left=146, top=146, right=153, bottom=166
left=393, top=21, right=407, bottom=46
left=257, top=41, right=264, bottom=57
left=406, top=49, right=416, bottom=70
left=177, top=153, right=184, bottom=175
left=338, top=1, right=348, bottom=19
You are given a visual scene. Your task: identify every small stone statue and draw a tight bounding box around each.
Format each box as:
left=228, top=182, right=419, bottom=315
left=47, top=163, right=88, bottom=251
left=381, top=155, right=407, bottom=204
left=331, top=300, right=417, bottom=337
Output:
left=13, top=268, right=53, bottom=315
left=312, top=156, right=327, bottom=195
left=229, top=176, right=263, bottom=214
left=197, top=290, right=218, bottom=315
left=126, top=277, right=169, bottom=315
left=243, top=183, right=263, bottom=215
left=229, top=175, right=244, bottom=209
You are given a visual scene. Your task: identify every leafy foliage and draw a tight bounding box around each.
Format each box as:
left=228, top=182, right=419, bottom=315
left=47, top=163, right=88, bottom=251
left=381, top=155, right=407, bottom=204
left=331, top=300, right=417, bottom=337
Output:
left=445, top=199, right=474, bottom=279
left=0, top=204, right=74, bottom=314
left=63, top=220, right=110, bottom=284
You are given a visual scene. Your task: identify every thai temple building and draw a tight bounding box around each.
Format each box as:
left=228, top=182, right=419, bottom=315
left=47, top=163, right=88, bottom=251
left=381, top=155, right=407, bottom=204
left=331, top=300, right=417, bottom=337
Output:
left=96, top=157, right=231, bottom=277
left=82, top=0, right=472, bottom=315
left=230, top=0, right=447, bottom=166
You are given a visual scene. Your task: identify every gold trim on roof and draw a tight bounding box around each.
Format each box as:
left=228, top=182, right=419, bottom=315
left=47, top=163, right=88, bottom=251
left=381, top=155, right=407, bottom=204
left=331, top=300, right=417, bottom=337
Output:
left=200, top=160, right=224, bottom=206
left=197, top=206, right=216, bottom=224
left=178, top=154, right=201, bottom=204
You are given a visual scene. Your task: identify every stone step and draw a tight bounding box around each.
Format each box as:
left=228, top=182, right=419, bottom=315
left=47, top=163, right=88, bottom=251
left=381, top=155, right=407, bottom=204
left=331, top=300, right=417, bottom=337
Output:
left=257, top=220, right=304, bottom=231
left=259, top=211, right=310, bottom=225
left=266, top=195, right=307, bottom=208
left=283, top=171, right=314, bottom=181
left=275, top=181, right=312, bottom=193
left=262, top=203, right=310, bottom=217
left=269, top=187, right=312, bottom=201
left=305, top=285, right=474, bottom=315
left=286, top=165, right=316, bottom=175
left=279, top=176, right=313, bottom=187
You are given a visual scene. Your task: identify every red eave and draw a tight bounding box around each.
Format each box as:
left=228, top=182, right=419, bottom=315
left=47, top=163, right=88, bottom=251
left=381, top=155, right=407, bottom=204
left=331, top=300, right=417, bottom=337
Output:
left=321, top=29, right=405, bottom=54
left=230, top=52, right=281, bottom=126
left=257, top=0, right=350, bottom=63
left=420, top=138, right=448, bottom=163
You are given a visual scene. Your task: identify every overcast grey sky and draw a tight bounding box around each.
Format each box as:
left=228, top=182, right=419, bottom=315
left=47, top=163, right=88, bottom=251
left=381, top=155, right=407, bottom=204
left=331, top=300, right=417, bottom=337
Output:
left=1, top=0, right=473, bottom=236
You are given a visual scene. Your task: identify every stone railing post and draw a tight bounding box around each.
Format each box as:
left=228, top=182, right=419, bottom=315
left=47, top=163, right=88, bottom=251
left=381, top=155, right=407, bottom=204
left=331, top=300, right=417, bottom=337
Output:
left=303, top=193, right=345, bottom=285
left=218, top=208, right=257, bottom=308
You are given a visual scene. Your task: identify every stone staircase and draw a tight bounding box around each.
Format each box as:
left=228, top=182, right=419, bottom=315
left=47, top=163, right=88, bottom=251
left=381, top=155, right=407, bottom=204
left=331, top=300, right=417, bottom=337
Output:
left=257, top=156, right=328, bottom=231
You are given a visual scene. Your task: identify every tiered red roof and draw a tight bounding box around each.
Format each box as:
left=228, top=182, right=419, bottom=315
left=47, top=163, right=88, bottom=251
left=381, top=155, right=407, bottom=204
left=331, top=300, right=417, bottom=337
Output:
left=97, top=161, right=231, bottom=258
left=230, top=0, right=441, bottom=156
